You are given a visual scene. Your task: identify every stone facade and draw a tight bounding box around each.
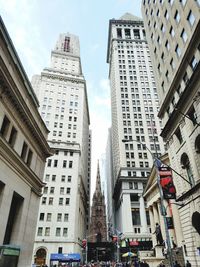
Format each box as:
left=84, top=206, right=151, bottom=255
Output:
left=142, top=1, right=200, bottom=266
left=0, top=16, right=51, bottom=267
left=32, top=33, right=91, bottom=266
left=89, top=162, right=107, bottom=243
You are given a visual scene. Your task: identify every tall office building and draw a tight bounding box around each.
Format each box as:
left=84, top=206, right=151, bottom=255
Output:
left=106, top=13, right=165, bottom=251
left=32, top=33, right=91, bottom=265
left=142, top=1, right=200, bottom=265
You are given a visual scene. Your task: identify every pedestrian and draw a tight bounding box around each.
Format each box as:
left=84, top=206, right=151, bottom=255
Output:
left=185, top=260, right=191, bottom=267
left=159, top=261, right=165, bottom=267
left=174, top=261, right=181, bottom=267
left=143, top=261, right=149, bottom=267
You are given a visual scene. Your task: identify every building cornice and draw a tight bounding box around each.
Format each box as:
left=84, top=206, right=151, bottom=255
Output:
left=41, top=70, right=90, bottom=124
left=106, top=18, right=144, bottom=63
left=0, top=77, right=52, bottom=158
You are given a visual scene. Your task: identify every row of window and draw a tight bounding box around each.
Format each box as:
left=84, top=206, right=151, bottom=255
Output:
left=45, top=174, right=72, bottom=182
left=43, top=186, right=71, bottom=195
left=0, top=115, right=33, bottom=167
left=41, top=197, right=70, bottom=205
left=37, top=227, right=68, bottom=237
left=47, top=159, right=73, bottom=168
left=39, top=212, right=69, bottom=222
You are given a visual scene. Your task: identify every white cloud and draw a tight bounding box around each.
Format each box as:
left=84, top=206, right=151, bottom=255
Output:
left=94, top=96, right=110, bottom=108
left=100, top=78, right=110, bottom=92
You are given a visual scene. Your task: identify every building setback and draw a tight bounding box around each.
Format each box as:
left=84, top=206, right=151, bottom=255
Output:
left=32, top=33, right=91, bottom=265
left=0, top=16, right=52, bottom=267
left=106, top=13, right=165, bottom=251
left=142, top=1, right=200, bottom=266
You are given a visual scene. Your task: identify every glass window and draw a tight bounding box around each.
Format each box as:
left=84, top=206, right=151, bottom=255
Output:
left=175, top=45, right=181, bottom=57
left=56, top=228, right=61, bottom=236
left=37, top=227, right=43, bottom=236
left=181, top=29, right=188, bottom=42
left=187, top=10, right=195, bottom=26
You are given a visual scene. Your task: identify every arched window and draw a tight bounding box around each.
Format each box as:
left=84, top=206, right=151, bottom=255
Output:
left=195, top=134, right=200, bottom=153
left=180, top=153, right=195, bottom=186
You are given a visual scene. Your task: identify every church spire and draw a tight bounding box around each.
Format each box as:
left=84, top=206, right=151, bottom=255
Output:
left=95, top=160, right=102, bottom=194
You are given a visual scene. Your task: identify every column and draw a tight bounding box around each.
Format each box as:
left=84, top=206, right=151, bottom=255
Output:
left=152, top=202, right=160, bottom=225
left=157, top=201, right=166, bottom=241
left=139, top=194, right=148, bottom=233
left=149, top=206, right=156, bottom=246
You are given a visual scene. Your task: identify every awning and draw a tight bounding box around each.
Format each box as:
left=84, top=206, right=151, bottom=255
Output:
left=50, top=253, right=81, bottom=262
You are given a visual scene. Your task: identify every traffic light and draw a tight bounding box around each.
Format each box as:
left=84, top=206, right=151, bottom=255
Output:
left=82, top=239, right=87, bottom=249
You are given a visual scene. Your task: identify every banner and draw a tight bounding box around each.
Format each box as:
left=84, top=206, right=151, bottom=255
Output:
left=158, top=166, right=176, bottom=199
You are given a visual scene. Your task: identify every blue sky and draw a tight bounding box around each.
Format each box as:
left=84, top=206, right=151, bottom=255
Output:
left=0, top=0, right=142, bottom=194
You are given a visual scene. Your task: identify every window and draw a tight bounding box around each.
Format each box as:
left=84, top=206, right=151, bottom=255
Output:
left=165, top=40, right=170, bottom=51
left=190, top=56, right=198, bottom=70
left=45, top=227, right=50, bottom=236
left=21, top=142, right=28, bottom=160
left=175, top=45, right=181, bottom=57
left=47, top=159, right=52, bottom=167
left=56, top=228, right=61, bottom=236
left=47, top=213, right=52, bottom=221
left=63, top=228, right=68, bottom=237
left=132, top=209, right=141, bottom=225
left=57, top=213, right=62, bottom=222
left=174, top=10, right=180, bottom=23
left=170, top=58, right=175, bottom=70
left=45, top=174, right=50, bottom=182
left=68, top=176, right=72, bottom=182
left=69, top=161, right=73, bottom=168
left=59, top=198, right=63, bottom=205
left=187, top=10, right=195, bottom=26
left=63, top=160, right=67, bottom=168
left=61, top=175, right=66, bottom=182
left=180, top=153, right=195, bottom=186
left=129, top=182, right=133, bottom=189
left=54, top=160, right=58, bottom=167
left=39, top=213, right=44, bottom=221
left=64, top=213, right=69, bottom=222
left=42, top=197, right=46, bottom=204
left=66, top=188, right=71, bottom=194
left=49, top=197, right=53, bottom=205
left=60, top=187, right=64, bottom=194
left=169, top=26, right=175, bottom=37
left=26, top=150, right=33, bottom=167
left=8, top=127, right=17, bottom=147
left=181, top=29, right=188, bottom=42
left=65, top=198, right=70, bottom=205
left=134, top=182, right=138, bottom=189
left=0, top=115, right=10, bottom=137
left=175, top=127, right=183, bottom=144
left=37, top=227, right=43, bottom=236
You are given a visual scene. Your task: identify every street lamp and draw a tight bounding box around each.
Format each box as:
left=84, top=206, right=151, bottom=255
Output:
left=122, top=139, right=174, bottom=267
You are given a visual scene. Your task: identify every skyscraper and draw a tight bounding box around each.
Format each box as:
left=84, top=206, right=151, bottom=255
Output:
left=32, top=33, right=91, bottom=265
left=142, top=1, right=200, bottom=265
left=106, top=13, right=165, bottom=252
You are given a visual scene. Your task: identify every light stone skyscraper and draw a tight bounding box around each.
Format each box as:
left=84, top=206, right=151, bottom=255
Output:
left=32, top=33, right=91, bottom=266
left=106, top=13, right=165, bottom=252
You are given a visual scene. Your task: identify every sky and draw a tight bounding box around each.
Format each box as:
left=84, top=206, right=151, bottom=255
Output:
left=0, top=0, right=142, bottom=195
